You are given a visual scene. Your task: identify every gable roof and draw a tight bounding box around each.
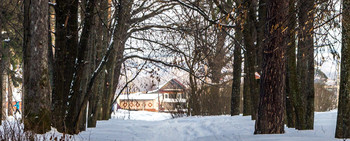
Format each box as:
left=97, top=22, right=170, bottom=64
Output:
left=147, top=79, right=186, bottom=93
left=160, top=79, right=185, bottom=90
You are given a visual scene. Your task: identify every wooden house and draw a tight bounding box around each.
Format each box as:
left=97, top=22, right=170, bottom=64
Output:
left=117, top=79, right=186, bottom=112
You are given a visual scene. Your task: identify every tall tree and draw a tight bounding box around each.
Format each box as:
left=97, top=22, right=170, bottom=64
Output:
left=0, top=3, right=3, bottom=122
left=335, top=0, right=350, bottom=138
left=243, top=0, right=258, bottom=119
left=23, top=0, right=51, bottom=133
left=254, top=0, right=287, bottom=134
left=296, top=0, right=315, bottom=130
left=52, top=0, right=79, bottom=132
left=285, top=0, right=297, bottom=128
left=231, top=0, right=243, bottom=116
left=87, top=0, right=109, bottom=127
left=101, top=0, right=133, bottom=120
left=65, top=0, right=97, bottom=134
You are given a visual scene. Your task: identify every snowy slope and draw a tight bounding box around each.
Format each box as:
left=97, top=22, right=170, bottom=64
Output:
left=73, top=110, right=342, bottom=141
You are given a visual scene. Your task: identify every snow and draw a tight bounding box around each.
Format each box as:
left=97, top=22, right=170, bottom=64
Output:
left=4, top=37, right=10, bottom=42
left=0, top=110, right=343, bottom=141
left=72, top=110, right=342, bottom=141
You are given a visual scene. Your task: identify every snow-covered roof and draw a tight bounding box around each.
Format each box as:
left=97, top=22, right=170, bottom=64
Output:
left=118, top=93, right=161, bottom=100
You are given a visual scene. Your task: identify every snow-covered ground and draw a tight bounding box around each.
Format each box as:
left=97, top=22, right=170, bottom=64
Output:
left=0, top=110, right=342, bottom=141
left=71, top=110, right=342, bottom=141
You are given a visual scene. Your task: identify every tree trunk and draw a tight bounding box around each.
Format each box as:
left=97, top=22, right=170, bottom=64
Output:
left=231, top=1, right=243, bottom=116
left=8, top=74, right=12, bottom=116
left=23, top=0, right=51, bottom=133
left=296, top=0, right=315, bottom=130
left=335, top=0, right=350, bottom=138
left=3, top=38, right=10, bottom=117
left=243, top=53, right=252, bottom=116
left=0, top=10, right=3, bottom=122
left=52, top=0, right=79, bottom=132
left=65, top=0, right=96, bottom=134
left=88, top=0, right=107, bottom=127
left=256, top=0, right=266, bottom=74
left=1, top=61, right=5, bottom=120
left=102, top=0, right=132, bottom=120
left=101, top=54, right=115, bottom=120
left=243, top=0, right=258, bottom=120
left=285, top=0, right=297, bottom=128
left=254, top=0, right=287, bottom=134
left=255, top=0, right=266, bottom=120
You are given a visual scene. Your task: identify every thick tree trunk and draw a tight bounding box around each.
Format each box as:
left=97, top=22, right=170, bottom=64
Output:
left=102, top=0, right=132, bottom=120
left=1, top=61, right=5, bottom=120
left=256, top=0, right=266, bottom=74
left=243, top=54, right=252, bottom=116
left=207, top=29, right=227, bottom=115
left=101, top=54, right=115, bottom=120
left=65, top=0, right=96, bottom=134
left=3, top=39, right=10, bottom=117
left=52, top=0, right=79, bottom=132
left=88, top=0, right=107, bottom=127
left=189, top=74, right=200, bottom=115
left=335, top=0, right=350, bottom=138
left=0, top=11, right=3, bottom=122
left=285, top=0, right=297, bottom=128
left=255, top=0, right=266, bottom=120
left=254, top=0, right=287, bottom=134
left=23, top=0, right=51, bottom=133
left=243, top=0, right=258, bottom=120
left=296, top=0, right=315, bottom=130
left=231, top=2, right=243, bottom=116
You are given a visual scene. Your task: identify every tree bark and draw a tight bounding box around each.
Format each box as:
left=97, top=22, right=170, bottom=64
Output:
left=0, top=9, right=3, bottom=122
left=254, top=0, right=287, bottom=134
left=88, top=0, right=108, bottom=127
left=285, top=0, right=297, bottom=128
left=102, top=0, right=132, bottom=120
left=52, top=0, right=79, bottom=132
left=231, top=0, right=243, bottom=116
left=8, top=74, right=12, bottom=116
left=23, top=0, right=51, bottom=133
left=296, top=0, right=315, bottom=130
left=65, top=0, right=96, bottom=134
left=243, top=0, right=258, bottom=120
left=335, top=0, right=350, bottom=138
left=243, top=54, right=252, bottom=116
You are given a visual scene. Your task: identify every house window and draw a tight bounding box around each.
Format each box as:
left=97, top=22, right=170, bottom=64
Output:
left=177, top=93, right=181, bottom=99
left=170, top=94, right=176, bottom=99
left=164, top=93, right=169, bottom=99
